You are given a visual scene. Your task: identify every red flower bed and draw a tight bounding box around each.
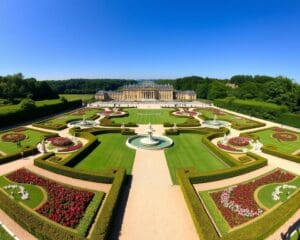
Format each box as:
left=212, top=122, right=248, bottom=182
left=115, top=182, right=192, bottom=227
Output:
left=102, top=110, right=123, bottom=116
left=272, top=132, right=297, bottom=141
left=2, top=133, right=26, bottom=142
left=58, top=143, right=82, bottom=152
left=217, top=143, right=242, bottom=152
left=7, top=169, right=94, bottom=228
left=48, top=137, right=73, bottom=147
left=13, top=127, right=27, bottom=132
left=209, top=108, right=226, bottom=115
left=210, top=170, right=295, bottom=227
left=272, top=127, right=285, bottom=132
left=175, top=111, right=197, bottom=116
left=72, top=109, right=90, bottom=115
left=228, top=137, right=251, bottom=146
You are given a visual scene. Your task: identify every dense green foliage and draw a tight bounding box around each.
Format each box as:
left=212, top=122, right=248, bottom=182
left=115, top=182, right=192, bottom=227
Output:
left=0, top=73, right=58, bottom=101
left=46, top=78, right=136, bottom=94
left=214, top=98, right=289, bottom=121
left=0, top=99, right=82, bottom=127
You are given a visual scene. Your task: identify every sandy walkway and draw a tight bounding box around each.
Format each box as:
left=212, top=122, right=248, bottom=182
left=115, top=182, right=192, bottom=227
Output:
left=119, top=125, right=198, bottom=240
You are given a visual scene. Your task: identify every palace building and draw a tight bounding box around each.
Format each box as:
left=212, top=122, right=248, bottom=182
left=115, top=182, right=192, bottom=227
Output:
left=95, top=81, right=196, bottom=101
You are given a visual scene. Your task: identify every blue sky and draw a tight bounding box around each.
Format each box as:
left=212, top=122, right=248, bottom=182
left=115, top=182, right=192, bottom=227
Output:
left=0, top=0, right=299, bottom=82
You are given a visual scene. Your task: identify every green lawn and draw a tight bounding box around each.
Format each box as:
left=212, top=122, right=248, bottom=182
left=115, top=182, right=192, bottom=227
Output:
left=0, top=129, right=51, bottom=155
left=40, top=108, right=101, bottom=126
left=257, top=176, right=300, bottom=209
left=0, top=176, right=45, bottom=208
left=197, top=108, right=261, bottom=129
left=111, top=108, right=188, bottom=124
left=253, top=129, right=300, bottom=154
left=74, top=133, right=136, bottom=174
left=164, top=133, right=229, bottom=184
left=0, top=226, right=13, bottom=240
left=59, top=94, right=94, bottom=102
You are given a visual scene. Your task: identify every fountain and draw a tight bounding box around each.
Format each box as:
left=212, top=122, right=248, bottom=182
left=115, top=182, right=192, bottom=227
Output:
left=202, top=114, right=231, bottom=129
left=126, top=123, right=173, bottom=150
left=68, top=115, right=97, bottom=128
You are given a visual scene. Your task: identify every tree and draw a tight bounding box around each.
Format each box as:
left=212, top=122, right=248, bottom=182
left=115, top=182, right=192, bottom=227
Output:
left=20, top=98, right=36, bottom=112
left=207, top=81, right=229, bottom=100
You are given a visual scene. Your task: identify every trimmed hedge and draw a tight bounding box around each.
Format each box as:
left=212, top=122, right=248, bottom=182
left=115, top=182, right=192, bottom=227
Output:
left=276, top=112, right=300, bottom=128
left=90, top=169, right=126, bottom=240
left=0, top=146, right=39, bottom=165
left=177, top=169, right=300, bottom=240
left=0, top=190, right=82, bottom=240
left=214, top=98, right=288, bottom=121
left=0, top=99, right=82, bottom=128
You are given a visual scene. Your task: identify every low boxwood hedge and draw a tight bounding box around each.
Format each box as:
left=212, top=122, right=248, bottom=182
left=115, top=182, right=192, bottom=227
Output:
left=90, top=169, right=126, bottom=240
left=0, top=146, right=39, bottom=165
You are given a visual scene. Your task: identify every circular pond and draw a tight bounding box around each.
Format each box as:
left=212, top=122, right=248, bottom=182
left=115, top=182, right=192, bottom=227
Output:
left=68, top=120, right=97, bottom=128
left=126, top=135, right=173, bottom=150
left=202, top=120, right=231, bottom=129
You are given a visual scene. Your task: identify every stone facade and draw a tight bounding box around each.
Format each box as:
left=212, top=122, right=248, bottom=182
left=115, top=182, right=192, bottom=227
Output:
left=95, top=81, right=196, bottom=101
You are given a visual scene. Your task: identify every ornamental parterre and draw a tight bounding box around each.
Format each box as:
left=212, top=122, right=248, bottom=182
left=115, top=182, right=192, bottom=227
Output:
left=1, top=133, right=26, bottom=142
left=272, top=132, right=297, bottom=141
left=210, top=170, right=295, bottom=227
left=7, top=169, right=94, bottom=228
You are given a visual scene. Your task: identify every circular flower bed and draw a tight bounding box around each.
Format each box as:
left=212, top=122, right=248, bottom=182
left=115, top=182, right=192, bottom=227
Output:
left=2, top=133, right=26, bottom=142
left=228, top=137, right=251, bottom=146
left=72, top=109, right=90, bottom=115
left=48, top=137, right=73, bottom=147
left=272, top=132, right=297, bottom=141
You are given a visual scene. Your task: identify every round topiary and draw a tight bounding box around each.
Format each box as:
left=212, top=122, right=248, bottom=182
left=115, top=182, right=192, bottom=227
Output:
left=2, top=133, right=26, bottom=142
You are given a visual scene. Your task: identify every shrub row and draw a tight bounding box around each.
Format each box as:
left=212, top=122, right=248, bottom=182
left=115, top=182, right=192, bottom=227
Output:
left=0, top=190, right=82, bottom=240
left=0, top=146, right=39, bottom=165
left=177, top=169, right=300, bottom=240
left=90, top=169, right=126, bottom=240
left=276, top=112, right=300, bottom=128
left=177, top=117, right=201, bottom=127
left=77, top=192, right=105, bottom=237
left=0, top=99, right=82, bottom=128
left=214, top=97, right=288, bottom=121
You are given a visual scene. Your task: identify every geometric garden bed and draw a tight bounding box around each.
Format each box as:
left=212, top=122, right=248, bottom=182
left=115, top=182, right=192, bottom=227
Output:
left=199, top=169, right=299, bottom=233
left=4, top=168, right=103, bottom=229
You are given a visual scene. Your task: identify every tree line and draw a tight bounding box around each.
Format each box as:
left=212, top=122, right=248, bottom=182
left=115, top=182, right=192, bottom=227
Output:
left=0, top=73, right=58, bottom=102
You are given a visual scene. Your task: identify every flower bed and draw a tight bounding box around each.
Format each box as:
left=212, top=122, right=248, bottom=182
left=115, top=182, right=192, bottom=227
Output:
left=174, top=110, right=198, bottom=116
left=209, top=108, right=226, bottom=115
left=48, top=137, right=73, bottom=147
left=102, top=110, right=123, bottom=116
left=13, top=127, right=27, bottom=132
left=217, top=142, right=242, bottom=152
left=7, top=169, right=94, bottom=228
left=228, top=137, right=251, bottom=146
left=210, top=169, right=295, bottom=227
left=272, top=132, right=297, bottom=141
left=58, top=143, right=83, bottom=152
left=72, top=109, right=90, bottom=115
left=1, top=133, right=26, bottom=142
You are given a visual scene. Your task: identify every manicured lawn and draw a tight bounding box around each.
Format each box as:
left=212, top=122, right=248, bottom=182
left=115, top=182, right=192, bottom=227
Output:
left=257, top=176, right=300, bottom=209
left=0, top=129, right=51, bottom=155
left=253, top=129, right=300, bottom=154
left=40, top=108, right=101, bottom=127
left=0, top=226, right=13, bottom=240
left=165, top=133, right=229, bottom=184
left=197, top=108, right=262, bottom=129
left=74, top=133, right=136, bottom=174
left=59, top=94, right=94, bottom=101
left=0, top=176, right=45, bottom=208
left=111, top=108, right=188, bottom=124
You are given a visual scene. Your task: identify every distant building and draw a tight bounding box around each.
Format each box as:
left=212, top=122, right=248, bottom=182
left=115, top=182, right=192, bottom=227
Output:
left=95, top=81, right=196, bottom=101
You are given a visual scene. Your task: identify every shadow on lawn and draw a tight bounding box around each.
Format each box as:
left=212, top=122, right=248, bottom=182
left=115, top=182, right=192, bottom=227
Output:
left=108, top=175, right=132, bottom=240
left=281, top=218, right=300, bottom=240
